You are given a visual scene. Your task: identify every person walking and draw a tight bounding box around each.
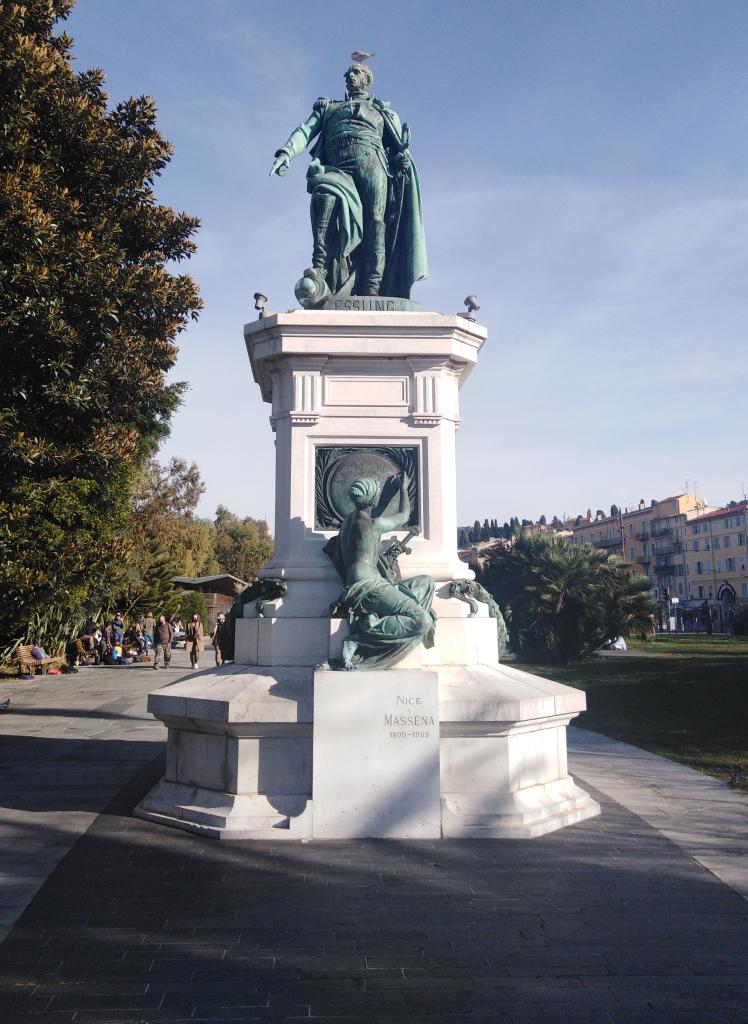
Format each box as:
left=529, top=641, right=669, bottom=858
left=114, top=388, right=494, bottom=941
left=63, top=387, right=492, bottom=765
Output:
left=211, top=613, right=226, bottom=666
left=153, top=614, right=173, bottom=670
left=142, top=610, right=155, bottom=652
left=186, top=613, right=204, bottom=670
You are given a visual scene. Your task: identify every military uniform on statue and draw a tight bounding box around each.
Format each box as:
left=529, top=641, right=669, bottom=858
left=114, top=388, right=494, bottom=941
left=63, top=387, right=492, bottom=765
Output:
left=270, top=62, right=426, bottom=306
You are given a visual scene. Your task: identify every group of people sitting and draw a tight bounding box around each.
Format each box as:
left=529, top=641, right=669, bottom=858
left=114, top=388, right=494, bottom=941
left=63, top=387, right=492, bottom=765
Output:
left=77, top=611, right=146, bottom=665
left=76, top=609, right=229, bottom=670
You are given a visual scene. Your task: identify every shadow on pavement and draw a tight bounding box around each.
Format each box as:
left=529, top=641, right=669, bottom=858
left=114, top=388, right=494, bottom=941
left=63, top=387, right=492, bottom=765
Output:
left=2, top=756, right=748, bottom=1022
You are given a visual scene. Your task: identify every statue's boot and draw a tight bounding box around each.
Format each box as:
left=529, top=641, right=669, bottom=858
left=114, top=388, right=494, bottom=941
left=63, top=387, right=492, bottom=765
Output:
left=311, top=192, right=335, bottom=270
left=363, top=222, right=386, bottom=295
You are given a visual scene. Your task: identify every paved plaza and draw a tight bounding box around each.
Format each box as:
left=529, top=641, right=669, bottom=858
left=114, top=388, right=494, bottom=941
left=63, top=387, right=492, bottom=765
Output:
left=1, top=657, right=747, bottom=1023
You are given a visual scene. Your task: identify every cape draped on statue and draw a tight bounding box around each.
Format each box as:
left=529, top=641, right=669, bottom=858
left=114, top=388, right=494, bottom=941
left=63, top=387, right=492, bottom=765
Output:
left=305, top=162, right=364, bottom=296
left=306, top=99, right=427, bottom=299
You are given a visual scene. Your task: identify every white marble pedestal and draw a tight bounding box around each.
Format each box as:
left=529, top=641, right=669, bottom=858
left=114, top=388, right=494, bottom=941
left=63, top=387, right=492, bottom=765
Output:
left=136, top=308, right=600, bottom=840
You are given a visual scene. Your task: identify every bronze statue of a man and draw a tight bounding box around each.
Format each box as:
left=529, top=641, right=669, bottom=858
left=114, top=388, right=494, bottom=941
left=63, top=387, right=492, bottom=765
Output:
left=323, top=474, right=435, bottom=670
left=271, top=63, right=427, bottom=304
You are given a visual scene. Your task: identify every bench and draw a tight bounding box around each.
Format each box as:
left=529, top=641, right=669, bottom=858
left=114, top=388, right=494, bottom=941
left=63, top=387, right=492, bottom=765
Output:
left=17, top=645, right=66, bottom=675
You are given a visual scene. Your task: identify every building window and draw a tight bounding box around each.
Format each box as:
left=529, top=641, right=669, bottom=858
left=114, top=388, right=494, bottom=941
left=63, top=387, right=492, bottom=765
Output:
left=714, top=537, right=721, bottom=550
left=678, top=582, right=683, bottom=594
left=739, top=533, right=746, bottom=545
left=696, top=561, right=703, bottom=575
left=704, top=540, right=710, bottom=550
left=724, top=535, right=731, bottom=549
left=742, top=583, right=748, bottom=598
left=708, top=587, right=713, bottom=598
left=726, top=558, right=735, bottom=572
left=692, top=540, right=699, bottom=552
left=724, top=518, right=730, bottom=528
left=740, top=557, right=746, bottom=571
left=627, top=524, right=633, bottom=537
left=706, top=560, right=712, bottom=572
left=716, top=559, right=723, bottom=573
left=698, top=586, right=704, bottom=598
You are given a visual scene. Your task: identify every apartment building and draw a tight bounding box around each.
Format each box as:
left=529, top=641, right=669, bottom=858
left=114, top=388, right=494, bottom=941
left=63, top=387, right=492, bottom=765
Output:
left=683, top=502, right=748, bottom=618
left=572, top=493, right=712, bottom=598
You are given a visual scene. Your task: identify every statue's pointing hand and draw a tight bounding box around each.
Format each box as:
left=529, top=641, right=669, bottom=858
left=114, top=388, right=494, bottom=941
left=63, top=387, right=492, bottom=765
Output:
left=270, top=151, right=290, bottom=177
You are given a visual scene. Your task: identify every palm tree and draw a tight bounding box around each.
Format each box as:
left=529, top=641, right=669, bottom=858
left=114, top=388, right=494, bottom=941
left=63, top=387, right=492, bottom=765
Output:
left=478, top=533, right=654, bottom=664
left=598, top=557, right=655, bottom=642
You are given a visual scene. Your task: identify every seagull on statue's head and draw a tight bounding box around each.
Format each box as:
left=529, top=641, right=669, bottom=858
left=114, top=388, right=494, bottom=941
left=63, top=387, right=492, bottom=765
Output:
left=351, top=50, right=375, bottom=62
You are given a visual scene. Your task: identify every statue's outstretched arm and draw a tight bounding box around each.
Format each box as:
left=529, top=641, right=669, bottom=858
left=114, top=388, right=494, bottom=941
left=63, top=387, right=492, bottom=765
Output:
left=270, top=102, right=325, bottom=176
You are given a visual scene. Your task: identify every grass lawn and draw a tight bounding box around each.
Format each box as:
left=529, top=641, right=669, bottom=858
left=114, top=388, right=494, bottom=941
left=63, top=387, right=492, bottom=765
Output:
left=516, top=634, right=748, bottom=783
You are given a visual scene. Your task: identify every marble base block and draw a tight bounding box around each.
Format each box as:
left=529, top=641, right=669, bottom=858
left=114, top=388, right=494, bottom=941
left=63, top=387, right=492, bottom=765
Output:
left=134, top=667, right=314, bottom=840
left=438, top=663, right=601, bottom=837
left=312, top=670, right=441, bottom=839
left=136, top=661, right=599, bottom=841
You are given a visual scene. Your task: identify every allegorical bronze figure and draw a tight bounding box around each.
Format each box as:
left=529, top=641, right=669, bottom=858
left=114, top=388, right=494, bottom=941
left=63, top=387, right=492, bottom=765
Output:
left=323, top=474, right=435, bottom=669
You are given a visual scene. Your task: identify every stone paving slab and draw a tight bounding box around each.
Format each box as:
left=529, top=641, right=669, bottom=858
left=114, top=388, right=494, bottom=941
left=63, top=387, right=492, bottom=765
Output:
left=567, top=728, right=748, bottom=901
left=0, top=652, right=194, bottom=943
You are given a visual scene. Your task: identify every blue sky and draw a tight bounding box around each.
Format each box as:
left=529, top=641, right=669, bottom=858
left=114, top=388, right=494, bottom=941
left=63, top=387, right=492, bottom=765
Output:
left=66, top=0, right=748, bottom=527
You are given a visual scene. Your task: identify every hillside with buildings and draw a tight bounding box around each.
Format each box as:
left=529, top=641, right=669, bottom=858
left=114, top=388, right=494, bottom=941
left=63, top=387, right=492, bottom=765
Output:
left=460, top=493, right=748, bottom=631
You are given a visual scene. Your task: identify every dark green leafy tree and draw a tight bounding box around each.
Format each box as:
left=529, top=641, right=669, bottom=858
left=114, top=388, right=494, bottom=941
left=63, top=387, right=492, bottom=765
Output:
left=213, top=506, right=274, bottom=584
left=174, top=590, right=209, bottom=630
left=0, top=0, right=201, bottom=644
left=116, top=540, right=177, bottom=620
left=472, top=519, right=481, bottom=544
left=112, top=457, right=231, bottom=620
left=478, top=533, right=654, bottom=665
